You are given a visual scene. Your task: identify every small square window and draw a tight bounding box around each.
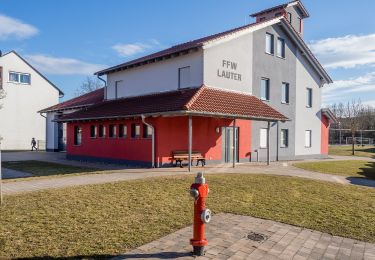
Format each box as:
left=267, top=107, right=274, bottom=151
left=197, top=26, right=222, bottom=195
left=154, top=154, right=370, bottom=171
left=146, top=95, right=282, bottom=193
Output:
left=281, top=83, right=289, bottom=104
left=9, top=72, right=19, bottom=83
left=131, top=124, right=140, bottom=138
left=20, top=74, right=31, bottom=84
left=109, top=124, right=117, bottom=138
left=280, top=129, right=289, bottom=148
left=119, top=124, right=127, bottom=138
left=261, top=78, right=270, bottom=101
left=265, top=33, right=274, bottom=54
left=90, top=125, right=97, bottom=138
left=98, top=125, right=106, bottom=138
left=74, top=126, right=82, bottom=145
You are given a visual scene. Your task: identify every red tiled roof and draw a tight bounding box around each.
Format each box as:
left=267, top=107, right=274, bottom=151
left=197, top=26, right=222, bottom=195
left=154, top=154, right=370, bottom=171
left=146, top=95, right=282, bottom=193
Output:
left=95, top=21, right=265, bottom=76
left=58, top=86, right=288, bottom=122
left=39, top=88, right=104, bottom=113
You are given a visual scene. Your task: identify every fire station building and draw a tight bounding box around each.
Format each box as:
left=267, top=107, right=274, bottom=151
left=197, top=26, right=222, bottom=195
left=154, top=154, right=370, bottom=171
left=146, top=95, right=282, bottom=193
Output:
left=45, top=1, right=336, bottom=168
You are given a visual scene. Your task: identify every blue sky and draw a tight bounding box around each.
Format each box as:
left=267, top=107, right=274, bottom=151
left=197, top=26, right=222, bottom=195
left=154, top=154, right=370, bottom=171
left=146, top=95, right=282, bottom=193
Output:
left=1, top=0, right=375, bottom=106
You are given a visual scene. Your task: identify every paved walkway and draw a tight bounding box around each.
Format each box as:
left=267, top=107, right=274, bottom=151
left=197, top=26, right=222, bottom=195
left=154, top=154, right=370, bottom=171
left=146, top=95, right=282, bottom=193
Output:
left=115, top=213, right=375, bottom=260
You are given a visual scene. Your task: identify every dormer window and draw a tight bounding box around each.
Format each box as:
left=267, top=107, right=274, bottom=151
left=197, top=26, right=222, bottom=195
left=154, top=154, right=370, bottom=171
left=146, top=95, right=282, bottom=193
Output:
left=259, top=17, right=266, bottom=22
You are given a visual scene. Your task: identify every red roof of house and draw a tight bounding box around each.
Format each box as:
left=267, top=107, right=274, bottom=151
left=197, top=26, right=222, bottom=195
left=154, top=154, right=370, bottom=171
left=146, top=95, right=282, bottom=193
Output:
left=58, top=86, right=288, bottom=122
left=39, top=88, right=104, bottom=113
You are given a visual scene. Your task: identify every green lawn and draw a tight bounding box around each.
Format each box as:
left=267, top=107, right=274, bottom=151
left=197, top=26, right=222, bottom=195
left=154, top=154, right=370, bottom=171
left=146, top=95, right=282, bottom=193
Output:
left=2, top=160, right=100, bottom=178
left=0, top=174, right=374, bottom=259
left=294, top=160, right=375, bottom=179
left=329, top=145, right=375, bottom=158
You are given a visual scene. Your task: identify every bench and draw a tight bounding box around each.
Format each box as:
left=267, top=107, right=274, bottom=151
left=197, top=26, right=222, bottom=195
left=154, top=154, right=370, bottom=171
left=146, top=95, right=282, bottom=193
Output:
left=172, top=150, right=206, bottom=168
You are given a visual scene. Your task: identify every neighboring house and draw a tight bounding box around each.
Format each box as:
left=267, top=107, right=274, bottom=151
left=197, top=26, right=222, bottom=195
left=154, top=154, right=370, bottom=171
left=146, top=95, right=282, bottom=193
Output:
left=47, top=0, right=336, bottom=167
left=0, top=51, right=63, bottom=150
left=39, top=88, right=104, bottom=151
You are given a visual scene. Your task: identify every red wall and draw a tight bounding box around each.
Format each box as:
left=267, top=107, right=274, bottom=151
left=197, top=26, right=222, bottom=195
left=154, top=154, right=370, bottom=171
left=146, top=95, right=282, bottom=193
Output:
left=321, top=115, right=329, bottom=155
left=66, top=116, right=252, bottom=165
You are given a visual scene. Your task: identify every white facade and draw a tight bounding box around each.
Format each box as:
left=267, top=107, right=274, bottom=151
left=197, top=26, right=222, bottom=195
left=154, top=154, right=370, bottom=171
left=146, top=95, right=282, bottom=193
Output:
left=0, top=51, right=62, bottom=150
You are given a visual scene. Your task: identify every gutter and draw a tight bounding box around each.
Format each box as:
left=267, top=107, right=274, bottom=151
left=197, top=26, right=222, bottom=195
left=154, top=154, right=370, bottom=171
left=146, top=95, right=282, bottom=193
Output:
left=97, top=75, right=107, bottom=100
left=141, top=115, right=155, bottom=168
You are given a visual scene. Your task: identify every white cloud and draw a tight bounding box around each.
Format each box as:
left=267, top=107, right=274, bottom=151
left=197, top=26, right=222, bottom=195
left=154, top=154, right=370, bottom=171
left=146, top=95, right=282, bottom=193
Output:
left=0, top=14, right=38, bottom=40
left=112, top=39, right=161, bottom=57
left=309, top=34, right=375, bottom=69
left=25, top=54, right=106, bottom=75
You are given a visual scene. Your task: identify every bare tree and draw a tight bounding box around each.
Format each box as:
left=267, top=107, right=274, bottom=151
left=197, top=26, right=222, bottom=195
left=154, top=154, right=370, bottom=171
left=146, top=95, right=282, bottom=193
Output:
left=74, top=76, right=103, bottom=96
left=336, top=100, right=365, bottom=155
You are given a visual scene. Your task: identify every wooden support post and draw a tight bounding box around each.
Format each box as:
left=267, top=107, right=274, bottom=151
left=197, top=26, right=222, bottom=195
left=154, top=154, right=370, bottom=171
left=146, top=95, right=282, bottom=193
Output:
left=267, top=121, right=270, bottom=166
left=188, top=116, right=192, bottom=172
left=233, top=118, right=236, bottom=168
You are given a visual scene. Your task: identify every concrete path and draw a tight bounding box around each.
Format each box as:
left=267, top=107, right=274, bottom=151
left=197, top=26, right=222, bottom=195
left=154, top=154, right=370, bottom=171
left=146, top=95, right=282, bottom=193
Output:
left=2, top=160, right=375, bottom=195
left=115, top=213, right=375, bottom=260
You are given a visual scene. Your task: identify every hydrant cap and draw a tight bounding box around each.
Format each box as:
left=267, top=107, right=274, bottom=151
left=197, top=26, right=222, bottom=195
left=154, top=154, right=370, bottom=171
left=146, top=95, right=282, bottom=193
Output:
left=195, top=172, right=205, bottom=184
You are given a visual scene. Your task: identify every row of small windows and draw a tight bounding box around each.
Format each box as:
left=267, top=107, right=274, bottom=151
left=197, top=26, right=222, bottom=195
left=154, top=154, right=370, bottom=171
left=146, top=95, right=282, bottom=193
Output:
left=260, top=78, right=313, bottom=107
left=265, top=33, right=285, bottom=58
left=259, top=129, right=312, bottom=149
left=74, top=124, right=153, bottom=145
left=9, top=71, right=31, bottom=84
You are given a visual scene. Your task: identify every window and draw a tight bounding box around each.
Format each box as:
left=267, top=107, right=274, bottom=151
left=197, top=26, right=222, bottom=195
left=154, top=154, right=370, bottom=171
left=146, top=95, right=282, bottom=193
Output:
left=305, top=130, right=312, bottom=148
left=306, top=88, right=312, bottom=107
left=178, top=66, right=191, bottom=89
left=277, top=38, right=285, bottom=58
left=109, top=124, right=117, bottom=138
left=260, top=128, right=268, bottom=148
left=298, top=17, right=302, bottom=33
left=74, top=126, right=82, bottom=145
left=9, top=72, right=31, bottom=84
left=98, top=125, right=106, bottom=138
left=131, top=124, right=140, bottom=138
left=261, top=78, right=270, bottom=101
left=90, top=125, right=97, bottom=138
left=119, top=124, right=127, bottom=138
left=265, top=33, right=274, bottom=54
left=143, top=124, right=153, bottom=138
left=281, top=82, right=289, bottom=104
left=280, top=129, right=289, bottom=148
left=288, top=12, right=292, bottom=23
left=259, top=17, right=266, bottom=22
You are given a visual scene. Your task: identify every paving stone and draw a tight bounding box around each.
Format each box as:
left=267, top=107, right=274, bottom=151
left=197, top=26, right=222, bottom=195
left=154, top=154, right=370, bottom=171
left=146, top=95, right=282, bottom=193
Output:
left=115, top=213, right=375, bottom=260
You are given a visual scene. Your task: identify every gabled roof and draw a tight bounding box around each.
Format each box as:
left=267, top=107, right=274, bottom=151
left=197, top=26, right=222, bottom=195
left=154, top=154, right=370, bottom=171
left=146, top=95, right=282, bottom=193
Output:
left=250, top=0, right=309, bottom=18
left=0, top=51, right=64, bottom=97
left=57, top=85, right=288, bottom=122
left=95, top=19, right=271, bottom=76
left=39, top=88, right=104, bottom=113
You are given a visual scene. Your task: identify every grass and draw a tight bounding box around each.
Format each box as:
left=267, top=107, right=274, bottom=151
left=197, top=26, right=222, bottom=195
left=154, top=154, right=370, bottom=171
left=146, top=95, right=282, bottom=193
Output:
left=294, top=160, right=375, bottom=179
left=2, top=160, right=100, bottom=178
left=0, top=174, right=374, bottom=259
left=329, top=145, right=375, bottom=158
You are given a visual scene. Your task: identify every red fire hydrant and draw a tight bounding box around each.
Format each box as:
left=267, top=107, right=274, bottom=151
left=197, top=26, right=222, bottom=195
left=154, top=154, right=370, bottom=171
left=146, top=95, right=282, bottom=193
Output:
left=190, top=172, right=211, bottom=256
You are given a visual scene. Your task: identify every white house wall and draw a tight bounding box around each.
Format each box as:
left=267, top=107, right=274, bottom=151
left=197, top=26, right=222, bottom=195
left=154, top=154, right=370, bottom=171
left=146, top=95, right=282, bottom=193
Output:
left=203, top=32, right=253, bottom=94
left=294, top=50, right=323, bottom=157
left=0, top=52, right=60, bottom=150
left=106, top=50, right=204, bottom=99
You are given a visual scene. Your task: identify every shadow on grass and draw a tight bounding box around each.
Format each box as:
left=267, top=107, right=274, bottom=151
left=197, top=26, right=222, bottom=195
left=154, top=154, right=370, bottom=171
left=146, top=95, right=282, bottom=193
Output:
left=15, top=251, right=192, bottom=260
left=346, top=177, right=375, bottom=188
left=358, top=162, right=375, bottom=180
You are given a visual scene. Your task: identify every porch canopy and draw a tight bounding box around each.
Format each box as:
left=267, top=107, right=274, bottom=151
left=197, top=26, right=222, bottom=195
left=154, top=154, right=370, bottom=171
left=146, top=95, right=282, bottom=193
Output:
left=58, top=85, right=288, bottom=169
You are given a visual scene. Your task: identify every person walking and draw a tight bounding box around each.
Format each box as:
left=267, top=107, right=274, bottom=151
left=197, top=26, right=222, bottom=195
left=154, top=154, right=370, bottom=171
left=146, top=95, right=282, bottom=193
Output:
left=31, top=138, right=37, bottom=151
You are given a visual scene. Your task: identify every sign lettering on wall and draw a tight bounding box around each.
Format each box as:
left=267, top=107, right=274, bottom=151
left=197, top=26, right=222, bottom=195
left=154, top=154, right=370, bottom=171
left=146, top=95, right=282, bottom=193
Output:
left=217, top=60, right=242, bottom=81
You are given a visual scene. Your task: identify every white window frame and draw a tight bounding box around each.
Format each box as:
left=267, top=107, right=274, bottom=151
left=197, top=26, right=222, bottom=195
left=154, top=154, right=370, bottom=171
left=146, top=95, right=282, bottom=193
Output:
left=265, top=33, right=274, bottom=54
left=260, top=128, right=268, bottom=148
left=277, top=37, right=285, bottom=58
left=9, top=71, right=31, bottom=85
left=261, top=78, right=270, bottom=101
left=306, top=88, right=312, bottom=108
left=74, top=126, right=82, bottom=146
left=119, top=124, right=127, bottom=138
left=280, top=129, right=289, bottom=148
left=281, top=82, right=289, bottom=104
left=305, top=130, right=312, bottom=148
left=178, top=66, right=191, bottom=89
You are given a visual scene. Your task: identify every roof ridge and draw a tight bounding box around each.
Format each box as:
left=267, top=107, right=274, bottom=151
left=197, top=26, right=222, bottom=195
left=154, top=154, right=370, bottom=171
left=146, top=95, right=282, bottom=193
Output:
left=184, top=85, right=206, bottom=110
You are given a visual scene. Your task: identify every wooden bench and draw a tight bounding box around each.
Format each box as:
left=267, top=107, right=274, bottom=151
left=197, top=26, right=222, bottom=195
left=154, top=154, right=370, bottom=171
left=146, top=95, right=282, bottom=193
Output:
left=172, top=150, right=206, bottom=168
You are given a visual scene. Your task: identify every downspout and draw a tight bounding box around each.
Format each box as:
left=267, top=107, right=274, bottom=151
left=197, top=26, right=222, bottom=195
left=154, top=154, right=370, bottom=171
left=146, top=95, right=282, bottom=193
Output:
left=141, top=115, right=155, bottom=168
left=40, top=112, right=47, bottom=151
left=97, top=75, right=107, bottom=100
